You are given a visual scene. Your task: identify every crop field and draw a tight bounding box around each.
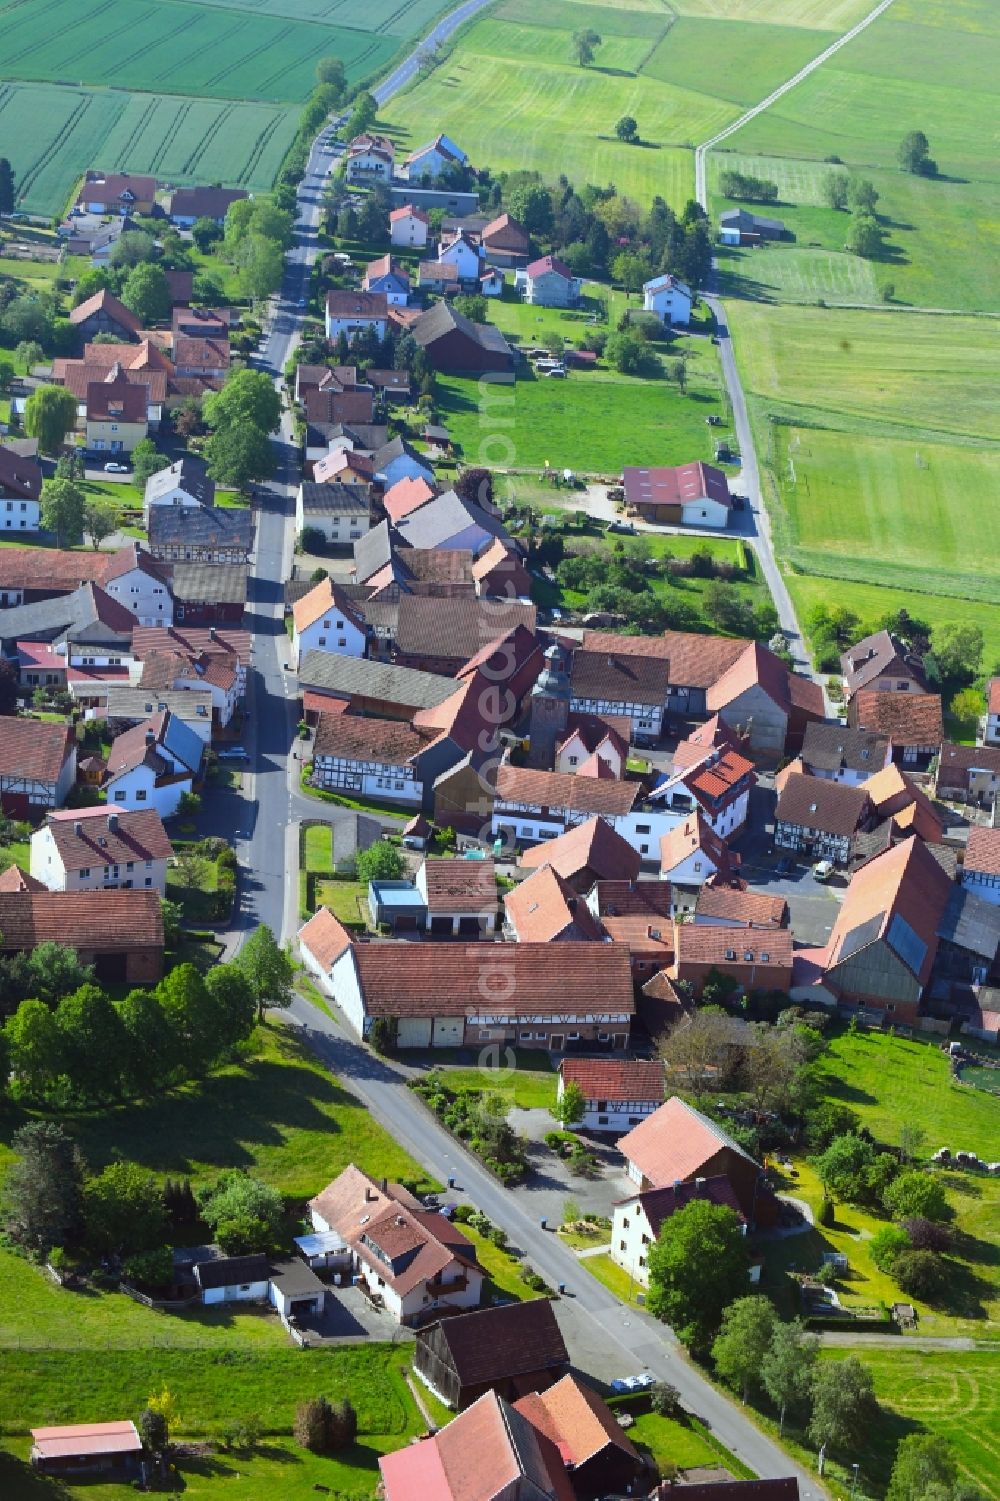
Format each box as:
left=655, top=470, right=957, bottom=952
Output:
left=0, top=0, right=396, bottom=104
left=0, top=83, right=300, bottom=217
left=819, top=1349, right=1000, bottom=1498
left=0, top=0, right=444, bottom=216
left=727, top=299, right=1000, bottom=661
left=385, top=0, right=855, bottom=209
left=715, top=0, right=1000, bottom=310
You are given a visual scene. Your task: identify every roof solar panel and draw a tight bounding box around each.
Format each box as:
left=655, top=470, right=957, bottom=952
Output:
left=886, top=913, right=928, bottom=976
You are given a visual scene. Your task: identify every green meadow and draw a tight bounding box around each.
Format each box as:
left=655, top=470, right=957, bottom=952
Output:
left=384, top=0, right=860, bottom=210
left=714, top=0, right=1000, bottom=311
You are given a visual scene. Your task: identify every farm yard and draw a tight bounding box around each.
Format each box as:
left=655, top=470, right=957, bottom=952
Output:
left=0, top=0, right=439, bottom=217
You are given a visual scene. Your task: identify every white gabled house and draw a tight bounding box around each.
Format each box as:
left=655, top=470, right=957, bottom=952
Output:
left=641, top=273, right=692, bottom=326
left=558, top=1058, right=664, bottom=1133
left=436, top=231, right=482, bottom=282
left=104, top=709, right=203, bottom=817
left=291, top=576, right=367, bottom=670
left=390, top=204, right=429, bottom=249
left=403, top=134, right=467, bottom=183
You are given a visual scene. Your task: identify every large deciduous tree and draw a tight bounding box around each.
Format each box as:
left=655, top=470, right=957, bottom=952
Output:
left=205, top=367, right=281, bottom=435
left=83, top=1160, right=168, bottom=1257
left=646, top=1200, right=750, bottom=1352
left=234, top=923, right=294, bottom=1021
left=761, top=1319, right=817, bottom=1435
left=24, top=385, right=78, bottom=457
left=711, top=1296, right=776, bottom=1403
left=808, top=1356, right=878, bottom=1457
left=121, top=262, right=170, bottom=324
left=40, top=476, right=86, bottom=546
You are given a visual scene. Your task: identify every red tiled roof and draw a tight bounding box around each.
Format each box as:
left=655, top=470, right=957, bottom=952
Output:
left=965, top=825, right=1000, bottom=878
left=674, top=923, right=793, bottom=970
left=325, top=291, right=388, bottom=319
left=31, top=1422, right=142, bottom=1462
left=173, top=335, right=230, bottom=370
left=862, top=764, right=943, bottom=843
left=988, top=677, right=1000, bottom=715
left=504, top=864, right=605, bottom=943
left=420, top=855, right=496, bottom=912
left=519, top=816, right=641, bottom=883
left=853, top=689, right=944, bottom=745
left=627, top=1175, right=746, bottom=1236
left=353, top=941, right=635, bottom=1018
left=695, top=885, right=787, bottom=927
left=44, top=806, right=171, bottom=868
left=0, top=444, right=42, bottom=503
left=68, top=290, right=141, bottom=332
left=685, top=748, right=755, bottom=804
left=826, top=836, right=952, bottom=987
left=622, top=461, right=730, bottom=511
left=515, top=1374, right=641, bottom=1469
left=0, top=865, right=46, bottom=891
left=496, top=764, right=639, bottom=817
left=659, top=812, right=730, bottom=878
left=0, top=888, right=163, bottom=951
left=560, top=1057, right=664, bottom=1102
left=390, top=205, right=429, bottom=224
left=526, top=254, right=575, bottom=280
left=707, top=640, right=825, bottom=720
left=299, top=906, right=354, bottom=971
left=618, top=1096, right=759, bottom=1186
left=383, top=475, right=436, bottom=522
left=292, top=575, right=364, bottom=635
left=0, top=718, right=73, bottom=784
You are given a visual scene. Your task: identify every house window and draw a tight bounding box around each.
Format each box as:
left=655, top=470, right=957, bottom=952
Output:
left=80, top=867, right=90, bottom=877
left=239, top=1283, right=251, bottom=1292
left=622, top=1217, right=629, bottom=1229
left=114, top=791, right=126, bottom=802
left=318, top=637, right=326, bottom=647
left=619, top=1240, right=627, bottom=1251
left=136, top=790, right=147, bottom=801
left=598, top=1115, right=609, bottom=1125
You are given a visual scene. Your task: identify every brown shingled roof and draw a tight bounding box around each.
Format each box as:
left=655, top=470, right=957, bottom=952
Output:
left=570, top=647, right=670, bottom=706
left=424, top=1297, right=567, bottom=1388
left=853, top=689, right=944, bottom=746
left=775, top=772, right=870, bottom=837
left=520, top=817, right=641, bottom=883
left=43, top=806, right=172, bottom=869
left=0, top=888, right=163, bottom=950
left=313, top=712, right=433, bottom=766
left=419, top=855, right=497, bottom=912
left=496, top=765, right=638, bottom=817
left=504, top=864, right=605, bottom=943
left=0, top=718, right=74, bottom=784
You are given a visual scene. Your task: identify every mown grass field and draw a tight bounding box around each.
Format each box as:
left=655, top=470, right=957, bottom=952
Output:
left=726, top=299, right=1000, bottom=662
left=819, top=1348, right=1000, bottom=1499
left=384, top=0, right=860, bottom=210
left=714, top=0, right=1000, bottom=311
left=437, top=312, right=726, bottom=473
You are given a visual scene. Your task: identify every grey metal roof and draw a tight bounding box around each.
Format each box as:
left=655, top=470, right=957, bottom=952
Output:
left=105, top=686, right=214, bottom=723
left=149, top=505, right=253, bottom=551
left=171, top=563, right=248, bottom=604
left=353, top=519, right=401, bottom=583
left=144, top=457, right=215, bottom=507
left=395, top=490, right=508, bottom=552
left=268, top=1256, right=326, bottom=1297
left=298, top=650, right=456, bottom=708
left=0, top=582, right=135, bottom=649
left=938, top=886, right=1000, bottom=961
left=802, top=722, right=889, bottom=775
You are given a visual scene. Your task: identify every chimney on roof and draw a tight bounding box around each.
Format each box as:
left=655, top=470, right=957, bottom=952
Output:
left=695, top=1177, right=706, bottom=1187
left=209, top=626, right=217, bottom=641
left=74, top=820, right=83, bottom=836
left=145, top=730, right=156, bottom=749
left=107, top=813, right=118, bottom=831
left=365, top=1186, right=377, bottom=1202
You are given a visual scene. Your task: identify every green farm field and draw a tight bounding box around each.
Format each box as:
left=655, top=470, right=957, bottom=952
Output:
left=726, top=299, right=1000, bottom=658
left=384, top=0, right=861, bottom=210
left=0, top=0, right=396, bottom=103
left=0, top=83, right=299, bottom=218
left=0, top=0, right=443, bottom=216
left=715, top=0, right=1000, bottom=310
left=819, top=1348, right=1000, bottom=1499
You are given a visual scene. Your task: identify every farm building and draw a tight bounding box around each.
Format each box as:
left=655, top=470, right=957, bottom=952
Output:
left=413, top=1298, right=568, bottom=1411
left=622, top=461, right=732, bottom=527
left=719, top=208, right=786, bottom=244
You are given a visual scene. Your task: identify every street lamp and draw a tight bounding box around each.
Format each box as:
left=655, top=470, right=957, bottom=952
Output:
left=849, top=1462, right=860, bottom=1498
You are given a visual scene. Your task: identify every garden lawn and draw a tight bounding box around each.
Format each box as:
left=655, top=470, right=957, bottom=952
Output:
left=313, top=876, right=369, bottom=926
left=818, top=1348, right=1000, bottom=1499
left=458, top=1226, right=538, bottom=1303
left=430, top=1058, right=557, bottom=1110
left=814, top=1026, right=1000, bottom=1159
left=0, top=1022, right=436, bottom=1200
left=626, top=1409, right=722, bottom=1472
left=583, top=1252, right=645, bottom=1306
left=436, top=356, right=724, bottom=475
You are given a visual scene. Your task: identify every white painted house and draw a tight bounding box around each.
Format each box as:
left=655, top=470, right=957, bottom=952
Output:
left=641, top=274, right=692, bottom=327
left=195, top=1254, right=270, bottom=1306
left=295, top=482, right=372, bottom=548
left=436, top=231, right=481, bottom=282
left=515, top=255, right=581, bottom=308
left=961, top=827, right=1000, bottom=907
left=403, top=134, right=467, bottom=183
left=291, top=576, right=367, bottom=670
left=324, top=291, right=389, bottom=342
left=104, top=709, right=203, bottom=817
left=142, top=457, right=215, bottom=523
left=611, top=1178, right=748, bottom=1287
left=557, top=1057, right=664, bottom=1133
left=390, top=205, right=429, bottom=249
left=30, top=806, right=172, bottom=894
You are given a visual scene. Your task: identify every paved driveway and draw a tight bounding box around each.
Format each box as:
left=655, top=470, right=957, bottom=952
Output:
left=512, top=1108, right=632, bottom=1224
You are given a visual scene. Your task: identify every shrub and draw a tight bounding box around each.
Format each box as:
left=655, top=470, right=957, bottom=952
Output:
left=902, top=1216, right=953, bottom=1253
left=892, top=1248, right=947, bottom=1301
left=451, top=1204, right=474, bottom=1223
left=883, top=1170, right=950, bottom=1223
left=489, top=1226, right=508, bottom=1249
left=124, top=1246, right=173, bottom=1288
left=301, top=526, right=326, bottom=554
left=870, top=1225, right=910, bottom=1272
left=818, top=1197, right=835, bottom=1227
left=650, top=1382, right=682, bottom=1418
left=294, top=1396, right=335, bottom=1453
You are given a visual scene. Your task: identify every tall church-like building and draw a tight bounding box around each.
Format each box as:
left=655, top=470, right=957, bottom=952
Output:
left=527, top=644, right=570, bottom=768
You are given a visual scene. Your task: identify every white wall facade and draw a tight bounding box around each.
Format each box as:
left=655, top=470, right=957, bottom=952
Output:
left=103, top=568, right=173, bottom=627
left=324, top=312, right=388, bottom=341
left=0, top=497, right=40, bottom=532
left=106, top=763, right=191, bottom=817
left=437, top=237, right=481, bottom=279
left=202, top=1278, right=269, bottom=1305
left=29, top=824, right=167, bottom=892
left=642, top=281, right=692, bottom=326
left=391, top=214, right=428, bottom=249
left=293, top=612, right=366, bottom=670
left=680, top=498, right=730, bottom=529
left=610, top=1197, right=655, bottom=1285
